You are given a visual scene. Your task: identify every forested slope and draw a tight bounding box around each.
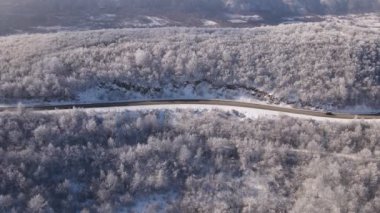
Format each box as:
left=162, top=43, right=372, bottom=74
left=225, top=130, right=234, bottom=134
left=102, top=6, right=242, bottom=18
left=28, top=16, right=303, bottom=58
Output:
left=0, top=109, right=379, bottom=212
left=0, top=18, right=379, bottom=109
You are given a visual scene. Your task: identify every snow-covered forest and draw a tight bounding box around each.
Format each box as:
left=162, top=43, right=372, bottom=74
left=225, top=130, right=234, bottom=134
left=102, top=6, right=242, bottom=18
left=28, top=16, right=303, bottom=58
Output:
left=0, top=17, right=379, bottom=109
left=0, top=108, right=379, bottom=212
left=1, top=1, right=379, bottom=212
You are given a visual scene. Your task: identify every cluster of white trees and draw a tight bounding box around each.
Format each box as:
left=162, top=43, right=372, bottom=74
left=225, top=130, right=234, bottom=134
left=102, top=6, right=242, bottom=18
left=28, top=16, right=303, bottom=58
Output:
left=0, top=19, right=379, bottom=108
left=0, top=108, right=379, bottom=212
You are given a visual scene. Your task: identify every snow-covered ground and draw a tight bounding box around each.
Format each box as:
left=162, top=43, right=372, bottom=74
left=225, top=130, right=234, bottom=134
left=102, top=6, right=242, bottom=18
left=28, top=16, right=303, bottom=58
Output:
left=1, top=82, right=378, bottom=122
left=121, top=16, right=171, bottom=28
left=4, top=82, right=273, bottom=108
left=30, top=103, right=376, bottom=123
left=1, top=80, right=378, bottom=121
left=11, top=79, right=379, bottom=115
left=120, top=191, right=177, bottom=213
left=226, top=14, right=263, bottom=23
left=202, top=20, right=218, bottom=26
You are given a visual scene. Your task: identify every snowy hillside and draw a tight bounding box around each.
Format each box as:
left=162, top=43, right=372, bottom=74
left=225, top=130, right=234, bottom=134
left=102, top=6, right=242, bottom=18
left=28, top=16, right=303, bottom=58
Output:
left=0, top=15, right=379, bottom=110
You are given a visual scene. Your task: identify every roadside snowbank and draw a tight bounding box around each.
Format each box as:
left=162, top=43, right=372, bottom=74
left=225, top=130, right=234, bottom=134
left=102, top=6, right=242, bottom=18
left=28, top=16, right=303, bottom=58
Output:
left=37, top=104, right=378, bottom=123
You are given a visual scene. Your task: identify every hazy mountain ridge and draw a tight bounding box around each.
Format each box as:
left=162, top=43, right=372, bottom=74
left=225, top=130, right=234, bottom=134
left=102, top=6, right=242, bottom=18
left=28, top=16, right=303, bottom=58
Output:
left=2, top=0, right=379, bottom=15
left=1, top=0, right=379, bottom=35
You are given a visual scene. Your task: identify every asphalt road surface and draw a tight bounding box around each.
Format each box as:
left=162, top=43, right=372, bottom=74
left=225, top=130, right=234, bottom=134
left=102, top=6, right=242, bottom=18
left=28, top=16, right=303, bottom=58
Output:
left=0, top=99, right=379, bottom=120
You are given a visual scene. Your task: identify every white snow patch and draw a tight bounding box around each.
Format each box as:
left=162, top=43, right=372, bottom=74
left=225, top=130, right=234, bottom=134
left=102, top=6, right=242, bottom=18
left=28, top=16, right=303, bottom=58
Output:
left=145, top=16, right=169, bottom=27
left=229, top=19, right=248, bottom=24
left=227, top=14, right=263, bottom=24
left=202, top=20, right=218, bottom=26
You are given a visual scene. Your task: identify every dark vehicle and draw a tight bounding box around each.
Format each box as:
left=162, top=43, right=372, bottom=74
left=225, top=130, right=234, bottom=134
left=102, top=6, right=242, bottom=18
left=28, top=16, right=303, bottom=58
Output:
left=325, top=111, right=334, bottom=116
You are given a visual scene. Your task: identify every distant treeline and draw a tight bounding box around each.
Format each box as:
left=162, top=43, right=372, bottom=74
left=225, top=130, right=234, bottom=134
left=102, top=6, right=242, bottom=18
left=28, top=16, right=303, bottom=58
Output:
left=2, top=0, right=380, bottom=16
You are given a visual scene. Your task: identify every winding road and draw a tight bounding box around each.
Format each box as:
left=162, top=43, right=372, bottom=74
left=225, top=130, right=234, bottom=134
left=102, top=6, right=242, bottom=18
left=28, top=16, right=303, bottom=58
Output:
left=1, top=99, right=379, bottom=120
